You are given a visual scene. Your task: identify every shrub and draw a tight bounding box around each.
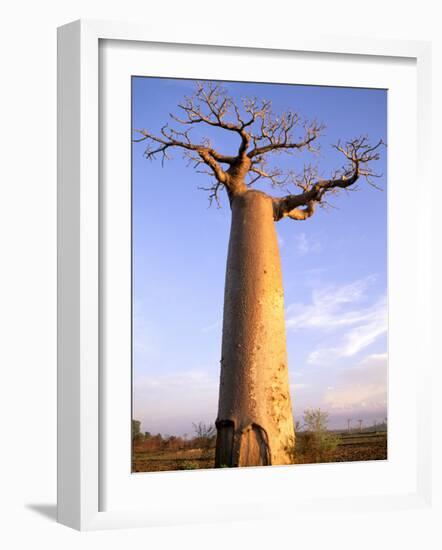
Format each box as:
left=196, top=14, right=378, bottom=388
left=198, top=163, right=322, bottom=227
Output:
left=192, top=422, right=216, bottom=456
left=289, top=408, right=340, bottom=464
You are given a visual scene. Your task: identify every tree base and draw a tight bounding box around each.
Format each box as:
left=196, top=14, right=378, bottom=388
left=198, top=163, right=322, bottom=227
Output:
left=215, top=420, right=270, bottom=467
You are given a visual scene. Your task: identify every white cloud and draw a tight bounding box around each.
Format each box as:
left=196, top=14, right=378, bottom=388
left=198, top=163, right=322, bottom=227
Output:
left=133, top=369, right=219, bottom=435
left=286, top=276, right=387, bottom=365
left=134, top=369, right=217, bottom=393
left=323, top=353, right=387, bottom=413
left=307, top=295, right=387, bottom=364
left=201, top=319, right=222, bottom=333
left=290, top=382, right=309, bottom=392
left=295, top=232, right=321, bottom=255
left=132, top=301, right=160, bottom=357
left=286, top=277, right=375, bottom=331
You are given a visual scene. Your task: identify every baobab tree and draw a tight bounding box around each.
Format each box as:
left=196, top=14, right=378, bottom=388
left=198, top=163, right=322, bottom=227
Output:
left=134, top=82, right=383, bottom=467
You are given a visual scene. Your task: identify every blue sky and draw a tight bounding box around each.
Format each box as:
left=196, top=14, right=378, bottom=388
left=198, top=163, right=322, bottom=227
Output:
left=132, top=77, right=387, bottom=435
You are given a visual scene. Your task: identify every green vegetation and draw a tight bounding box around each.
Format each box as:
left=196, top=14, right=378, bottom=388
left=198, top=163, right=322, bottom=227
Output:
left=132, top=419, right=142, bottom=441
left=286, top=408, right=341, bottom=464
left=298, top=408, right=341, bottom=463
left=192, top=422, right=216, bottom=459
left=181, top=461, right=199, bottom=470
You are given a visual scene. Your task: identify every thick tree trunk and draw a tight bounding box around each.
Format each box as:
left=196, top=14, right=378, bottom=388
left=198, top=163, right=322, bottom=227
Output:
left=215, top=189, right=295, bottom=467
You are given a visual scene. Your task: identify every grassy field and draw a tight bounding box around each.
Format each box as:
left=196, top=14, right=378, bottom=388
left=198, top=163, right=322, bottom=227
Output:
left=132, top=431, right=387, bottom=473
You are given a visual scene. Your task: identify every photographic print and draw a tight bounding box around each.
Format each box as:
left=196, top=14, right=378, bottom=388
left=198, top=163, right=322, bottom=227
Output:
left=131, top=78, right=387, bottom=472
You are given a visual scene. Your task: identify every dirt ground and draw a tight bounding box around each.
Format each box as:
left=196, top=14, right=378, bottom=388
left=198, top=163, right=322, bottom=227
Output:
left=132, top=432, right=387, bottom=473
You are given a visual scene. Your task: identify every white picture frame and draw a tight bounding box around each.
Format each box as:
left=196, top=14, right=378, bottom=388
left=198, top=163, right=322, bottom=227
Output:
left=57, top=19, right=432, bottom=531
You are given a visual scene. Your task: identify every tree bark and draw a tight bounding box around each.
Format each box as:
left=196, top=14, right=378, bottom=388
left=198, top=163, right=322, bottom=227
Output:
left=215, top=190, right=295, bottom=467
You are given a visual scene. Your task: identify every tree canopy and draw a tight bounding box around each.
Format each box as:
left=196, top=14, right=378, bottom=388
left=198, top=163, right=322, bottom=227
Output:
left=134, top=81, right=384, bottom=221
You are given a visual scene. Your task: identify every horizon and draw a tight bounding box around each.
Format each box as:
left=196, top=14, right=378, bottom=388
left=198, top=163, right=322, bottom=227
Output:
left=133, top=417, right=388, bottom=439
left=132, top=77, right=388, bottom=437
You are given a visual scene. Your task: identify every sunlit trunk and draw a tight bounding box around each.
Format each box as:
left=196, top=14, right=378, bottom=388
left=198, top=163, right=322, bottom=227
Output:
left=215, top=189, right=295, bottom=467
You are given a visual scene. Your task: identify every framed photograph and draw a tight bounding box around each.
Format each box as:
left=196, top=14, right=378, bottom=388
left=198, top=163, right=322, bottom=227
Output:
left=130, top=76, right=389, bottom=473
left=57, top=19, right=432, bottom=530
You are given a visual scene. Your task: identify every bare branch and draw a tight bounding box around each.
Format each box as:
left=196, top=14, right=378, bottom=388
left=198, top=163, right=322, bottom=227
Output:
left=248, top=116, right=324, bottom=158
left=134, top=82, right=385, bottom=209
left=133, top=127, right=229, bottom=183
left=285, top=201, right=316, bottom=221
left=153, top=82, right=322, bottom=164
left=247, top=165, right=290, bottom=187
left=197, top=180, right=224, bottom=208
left=173, top=82, right=254, bottom=157
left=273, top=137, right=385, bottom=221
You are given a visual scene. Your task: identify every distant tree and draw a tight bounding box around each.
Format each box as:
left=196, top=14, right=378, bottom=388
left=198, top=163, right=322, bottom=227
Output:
left=132, top=419, right=142, bottom=440
left=193, top=422, right=216, bottom=441
left=166, top=435, right=181, bottom=452
left=192, top=422, right=216, bottom=456
left=152, top=434, right=163, bottom=451
left=375, top=418, right=387, bottom=432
